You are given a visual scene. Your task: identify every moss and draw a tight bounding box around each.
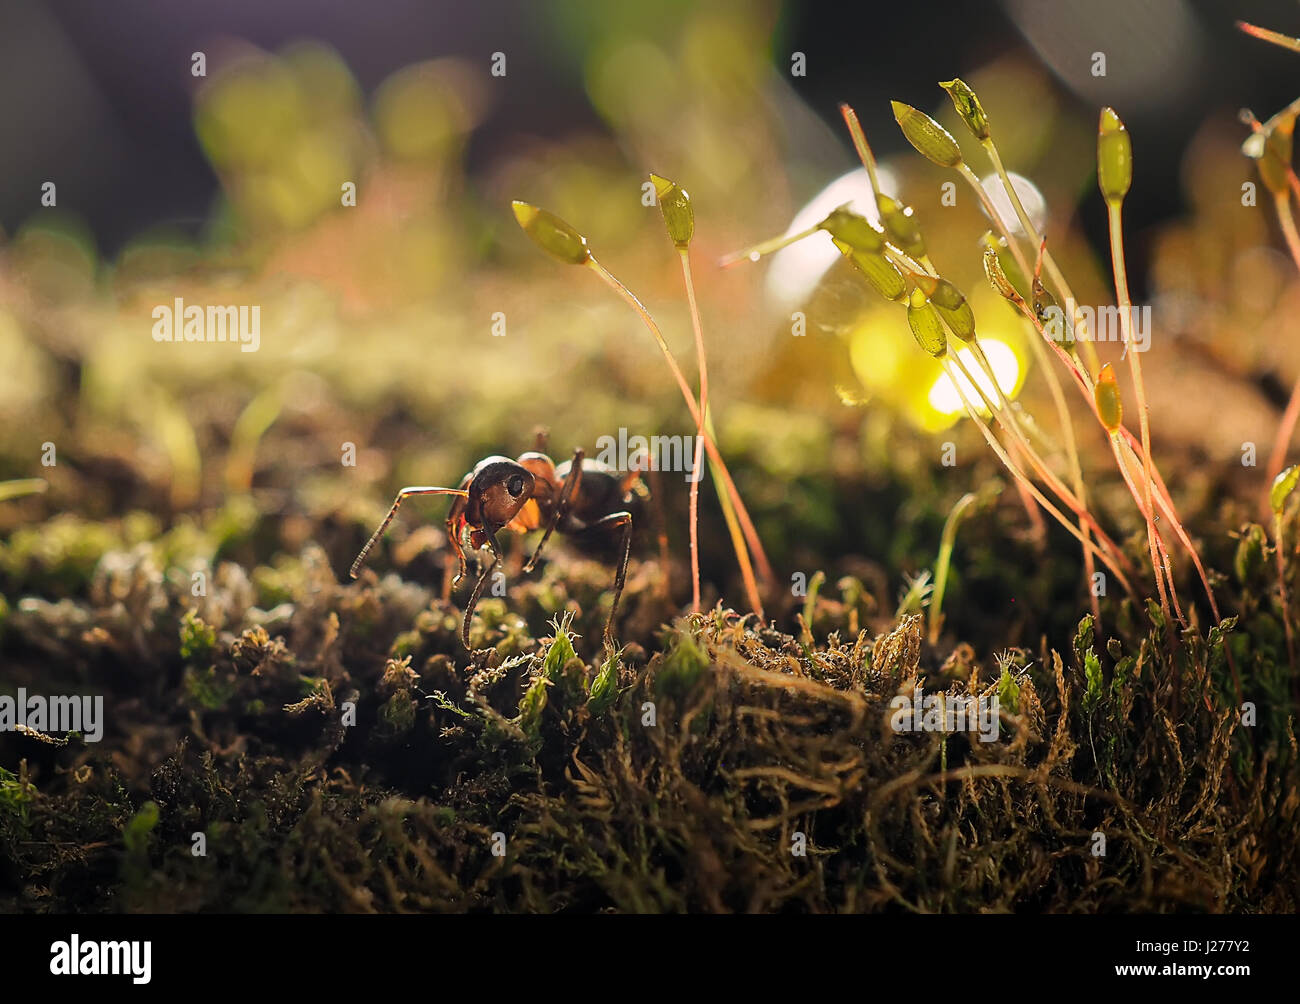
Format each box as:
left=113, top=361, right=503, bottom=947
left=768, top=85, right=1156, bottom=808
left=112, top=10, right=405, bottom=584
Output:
left=587, top=648, right=621, bottom=717
left=654, top=627, right=709, bottom=703
left=0, top=515, right=121, bottom=596
left=184, top=665, right=236, bottom=711
left=179, top=608, right=217, bottom=663
left=0, top=766, right=34, bottom=826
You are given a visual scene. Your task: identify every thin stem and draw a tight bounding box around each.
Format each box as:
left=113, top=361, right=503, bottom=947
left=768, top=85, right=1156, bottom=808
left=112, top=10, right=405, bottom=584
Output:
left=1015, top=292, right=1228, bottom=637
left=839, top=103, right=883, bottom=198
left=0, top=478, right=48, bottom=503
left=1278, top=512, right=1297, bottom=676
left=929, top=491, right=979, bottom=645
left=1265, top=194, right=1300, bottom=507
left=1109, top=434, right=1181, bottom=622
left=709, top=448, right=758, bottom=620
left=1107, top=200, right=1176, bottom=628
left=982, top=141, right=1103, bottom=380
left=679, top=247, right=709, bottom=614
left=719, top=223, right=823, bottom=269
left=949, top=352, right=1133, bottom=575
left=587, top=256, right=773, bottom=615
left=943, top=357, right=1136, bottom=596
left=957, top=162, right=1099, bottom=619
left=1238, top=20, right=1300, bottom=54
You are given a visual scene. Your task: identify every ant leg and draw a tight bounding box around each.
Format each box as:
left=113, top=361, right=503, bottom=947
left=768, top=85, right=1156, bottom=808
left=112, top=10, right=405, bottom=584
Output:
left=444, top=509, right=469, bottom=597
left=351, top=486, right=468, bottom=579
left=523, top=448, right=584, bottom=573
left=462, top=530, right=504, bottom=649
left=586, top=510, right=633, bottom=653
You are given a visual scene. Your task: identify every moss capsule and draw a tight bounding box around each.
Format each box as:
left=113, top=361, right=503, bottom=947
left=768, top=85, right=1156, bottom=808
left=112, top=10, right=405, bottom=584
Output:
left=906, top=287, right=948, bottom=358
left=1098, top=107, right=1132, bottom=205
left=876, top=194, right=926, bottom=259
left=982, top=246, right=1019, bottom=302
left=891, top=100, right=963, bottom=168
left=820, top=206, right=885, bottom=254
left=511, top=201, right=591, bottom=265
left=939, top=78, right=990, bottom=141
left=650, top=173, right=694, bottom=248
left=833, top=237, right=906, bottom=301
left=1095, top=362, right=1122, bottom=432
left=979, top=232, right=1028, bottom=301
left=1271, top=464, right=1300, bottom=514
left=920, top=275, right=976, bottom=342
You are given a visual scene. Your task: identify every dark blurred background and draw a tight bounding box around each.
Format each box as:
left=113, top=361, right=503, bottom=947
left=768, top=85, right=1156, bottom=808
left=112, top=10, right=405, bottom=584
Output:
left=3, top=0, right=1299, bottom=289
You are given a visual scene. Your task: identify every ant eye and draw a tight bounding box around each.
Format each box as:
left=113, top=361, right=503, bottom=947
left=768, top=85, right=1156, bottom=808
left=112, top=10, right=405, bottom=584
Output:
left=507, top=474, right=525, bottom=497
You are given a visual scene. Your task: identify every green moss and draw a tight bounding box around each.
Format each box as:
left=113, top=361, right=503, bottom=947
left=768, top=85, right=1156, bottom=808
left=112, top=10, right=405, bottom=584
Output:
left=179, top=609, right=217, bottom=663
left=378, top=690, right=417, bottom=740
left=185, top=665, right=236, bottom=710
left=996, top=667, right=1021, bottom=715
left=542, top=613, right=578, bottom=680
left=122, top=801, right=159, bottom=856
left=0, top=766, right=35, bottom=825
left=0, top=514, right=121, bottom=595
left=517, top=674, right=549, bottom=740
left=654, top=628, right=710, bottom=702
left=587, top=648, right=621, bottom=717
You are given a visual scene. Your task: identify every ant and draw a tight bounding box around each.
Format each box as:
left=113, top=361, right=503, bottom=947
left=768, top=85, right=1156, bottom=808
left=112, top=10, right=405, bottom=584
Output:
left=350, top=437, right=642, bottom=652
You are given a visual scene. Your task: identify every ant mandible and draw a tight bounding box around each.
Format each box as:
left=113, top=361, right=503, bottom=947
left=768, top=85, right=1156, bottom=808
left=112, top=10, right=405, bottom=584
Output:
left=350, top=441, right=640, bottom=652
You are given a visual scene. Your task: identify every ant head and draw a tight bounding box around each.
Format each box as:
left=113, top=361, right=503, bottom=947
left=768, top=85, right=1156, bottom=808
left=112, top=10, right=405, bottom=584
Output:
left=466, top=457, right=536, bottom=531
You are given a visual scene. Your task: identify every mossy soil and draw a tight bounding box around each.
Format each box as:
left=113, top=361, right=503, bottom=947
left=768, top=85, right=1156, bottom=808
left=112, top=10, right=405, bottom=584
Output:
left=2, top=446, right=1297, bottom=913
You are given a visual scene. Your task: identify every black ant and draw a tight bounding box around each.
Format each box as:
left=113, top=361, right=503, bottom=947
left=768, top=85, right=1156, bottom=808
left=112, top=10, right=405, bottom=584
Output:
left=350, top=441, right=643, bottom=652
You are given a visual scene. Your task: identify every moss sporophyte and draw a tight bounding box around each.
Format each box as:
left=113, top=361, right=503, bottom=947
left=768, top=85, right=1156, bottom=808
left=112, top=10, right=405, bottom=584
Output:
left=722, top=86, right=1233, bottom=652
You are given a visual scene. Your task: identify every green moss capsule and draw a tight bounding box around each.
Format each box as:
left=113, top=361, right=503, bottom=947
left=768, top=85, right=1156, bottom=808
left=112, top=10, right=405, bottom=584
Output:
left=914, top=274, right=976, bottom=341
left=876, top=194, right=926, bottom=259
left=1031, top=276, right=1075, bottom=352
left=1271, top=464, right=1300, bottom=514
left=906, top=287, right=948, bottom=358
left=891, top=100, right=962, bottom=167
left=649, top=173, right=694, bottom=248
left=1095, top=363, right=1122, bottom=432
left=511, top=200, right=592, bottom=265
left=1097, top=107, right=1132, bottom=205
left=820, top=206, right=884, bottom=254
left=982, top=246, right=1019, bottom=302
left=939, top=78, right=990, bottom=141
left=832, top=237, right=906, bottom=301
left=979, top=232, right=1028, bottom=301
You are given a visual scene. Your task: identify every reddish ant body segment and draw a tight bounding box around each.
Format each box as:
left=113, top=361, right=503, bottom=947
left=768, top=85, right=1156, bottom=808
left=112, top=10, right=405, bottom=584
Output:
left=351, top=446, right=639, bottom=652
